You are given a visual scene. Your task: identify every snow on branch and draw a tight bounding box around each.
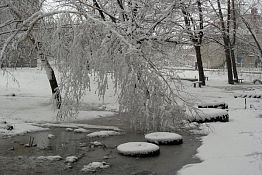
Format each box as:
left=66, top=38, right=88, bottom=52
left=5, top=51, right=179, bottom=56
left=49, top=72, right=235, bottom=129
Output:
left=0, top=9, right=136, bottom=67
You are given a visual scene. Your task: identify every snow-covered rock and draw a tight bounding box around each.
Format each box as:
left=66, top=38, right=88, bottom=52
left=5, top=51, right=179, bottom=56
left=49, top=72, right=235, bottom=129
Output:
left=48, top=134, right=55, bottom=139
left=74, top=128, right=89, bottom=133
left=24, top=143, right=37, bottom=147
left=87, top=130, right=120, bottom=137
left=90, top=141, right=103, bottom=146
left=65, top=156, right=78, bottom=163
left=117, top=142, right=160, bottom=157
left=145, top=132, right=183, bottom=145
left=37, top=155, right=62, bottom=161
left=81, top=162, right=110, bottom=172
left=65, top=128, right=74, bottom=132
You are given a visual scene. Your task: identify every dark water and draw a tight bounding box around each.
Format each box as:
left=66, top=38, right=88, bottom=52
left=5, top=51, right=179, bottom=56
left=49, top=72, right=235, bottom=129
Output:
left=0, top=115, right=202, bottom=175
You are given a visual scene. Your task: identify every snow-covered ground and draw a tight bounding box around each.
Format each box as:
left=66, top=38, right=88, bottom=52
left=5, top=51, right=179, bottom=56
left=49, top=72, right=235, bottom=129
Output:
left=1, top=68, right=262, bottom=174
left=177, top=70, right=262, bottom=175
left=0, top=68, right=117, bottom=135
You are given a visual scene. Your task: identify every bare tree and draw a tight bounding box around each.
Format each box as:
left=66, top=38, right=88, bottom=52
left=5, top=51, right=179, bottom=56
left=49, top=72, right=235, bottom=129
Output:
left=231, top=0, right=239, bottom=82
left=208, top=0, right=240, bottom=84
left=181, top=0, right=206, bottom=85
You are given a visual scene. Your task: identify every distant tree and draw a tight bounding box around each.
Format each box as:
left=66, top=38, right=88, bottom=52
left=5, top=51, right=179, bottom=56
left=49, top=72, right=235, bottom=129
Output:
left=181, top=0, right=206, bottom=85
left=207, top=0, right=241, bottom=84
left=240, top=6, right=262, bottom=60
left=231, top=0, right=239, bottom=82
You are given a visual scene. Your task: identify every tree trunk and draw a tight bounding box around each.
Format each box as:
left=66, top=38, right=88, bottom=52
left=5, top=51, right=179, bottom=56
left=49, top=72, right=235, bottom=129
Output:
left=231, top=0, right=238, bottom=82
left=194, top=45, right=205, bottom=85
left=182, top=4, right=205, bottom=86
left=41, top=56, right=61, bottom=109
left=224, top=43, right=234, bottom=84
left=231, top=47, right=238, bottom=82
left=217, top=0, right=234, bottom=84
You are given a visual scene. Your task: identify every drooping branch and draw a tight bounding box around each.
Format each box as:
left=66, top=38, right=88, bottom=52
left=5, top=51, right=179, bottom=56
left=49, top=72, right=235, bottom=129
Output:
left=0, top=10, right=137, bottom=66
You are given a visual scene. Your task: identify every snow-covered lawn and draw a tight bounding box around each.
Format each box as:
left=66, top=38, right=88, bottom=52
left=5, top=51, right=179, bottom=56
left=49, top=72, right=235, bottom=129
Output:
left=180, top=109, right=262, bottom=175
left=0, top=68, right=118, bottom=135
left=177, top=69, right=262, bottom=175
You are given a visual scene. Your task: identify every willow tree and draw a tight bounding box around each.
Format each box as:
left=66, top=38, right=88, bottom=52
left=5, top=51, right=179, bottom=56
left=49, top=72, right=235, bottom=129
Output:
left=0, top=0, right=194, bottom=132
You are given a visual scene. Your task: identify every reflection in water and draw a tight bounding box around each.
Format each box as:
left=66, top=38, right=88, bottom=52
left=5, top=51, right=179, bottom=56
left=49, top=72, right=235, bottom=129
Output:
left=32, top=132, right=50, bottom=149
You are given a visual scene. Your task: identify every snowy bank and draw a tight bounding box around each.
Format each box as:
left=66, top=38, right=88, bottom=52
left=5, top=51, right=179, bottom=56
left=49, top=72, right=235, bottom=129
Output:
left=0, top=68, right=118, bottom=136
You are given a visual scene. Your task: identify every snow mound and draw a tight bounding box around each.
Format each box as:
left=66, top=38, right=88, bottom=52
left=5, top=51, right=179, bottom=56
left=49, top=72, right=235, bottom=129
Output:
left=188, top=108, right=229, bottom=123
left=145, top=132, right=183, bottom=145
left=87, top=130, right=120, bottom=137
left=37, top=155, right=62, bottom=161
left=117, top=142, right=160, bottom=157
left=65, top=156, right=78, bottom=163
left=81, top=162, right=110, bottom=172
left=74, top=128, right=89, bottom=133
